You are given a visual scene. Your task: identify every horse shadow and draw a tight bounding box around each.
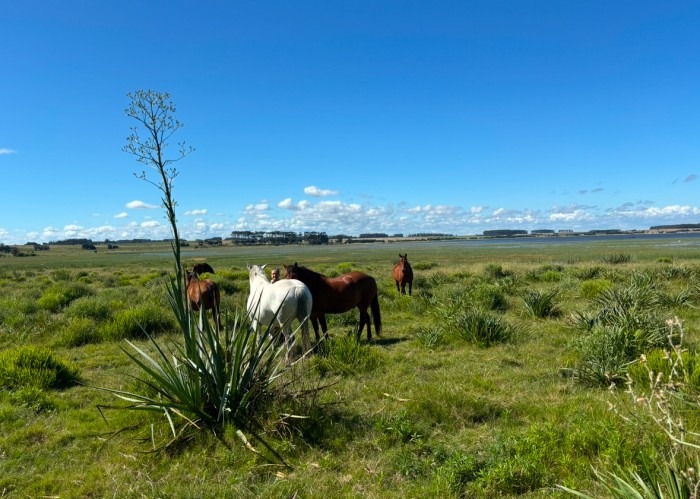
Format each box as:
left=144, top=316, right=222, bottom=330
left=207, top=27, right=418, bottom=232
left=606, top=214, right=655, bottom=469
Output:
left=368, top=336, right=410, bottom=347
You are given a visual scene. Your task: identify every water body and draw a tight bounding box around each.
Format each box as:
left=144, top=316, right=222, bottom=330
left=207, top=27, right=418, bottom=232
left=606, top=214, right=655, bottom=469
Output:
left=410, top=232, right=700, bottom=250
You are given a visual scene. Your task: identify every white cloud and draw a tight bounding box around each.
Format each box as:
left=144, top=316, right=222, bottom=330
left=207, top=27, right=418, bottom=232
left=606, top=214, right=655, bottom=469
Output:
left=0, top=148, right=17, bottom=155
left=126, top=200, right=159, bottom=209
left=114, top=212, right=128, bottom=219
left=245, top=203, right=269, bottom=212
left=185, top=209, right=208, bottom=216
left=278, top=198, right=296, bottom=210
left=304, top=185, right=339, bottom=197
left=141, top=221, right=160, bottom=228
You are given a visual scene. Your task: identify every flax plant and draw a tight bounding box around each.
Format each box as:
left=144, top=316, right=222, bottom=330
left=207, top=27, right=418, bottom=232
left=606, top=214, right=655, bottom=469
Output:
left=101, top=90, right=290, bottom=455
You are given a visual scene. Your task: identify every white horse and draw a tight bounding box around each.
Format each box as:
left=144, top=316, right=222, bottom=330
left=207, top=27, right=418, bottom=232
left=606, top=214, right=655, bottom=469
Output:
left=246, top=264, right=313, bottom=359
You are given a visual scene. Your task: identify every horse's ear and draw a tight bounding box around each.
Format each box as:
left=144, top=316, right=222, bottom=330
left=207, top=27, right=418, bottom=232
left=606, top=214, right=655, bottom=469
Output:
left=294, top=262, right=298, bottom=268
left=262, top=264, right=267, bottom=270
left=247, top=263, right=251, bottom=270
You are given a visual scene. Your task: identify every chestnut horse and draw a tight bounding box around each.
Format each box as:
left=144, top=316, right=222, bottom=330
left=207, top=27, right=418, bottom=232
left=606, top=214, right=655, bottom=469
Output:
left=186, top=270, right=221, bottom=328
left=393, top=253, right=413, bottom=295
left=283, top=262, right=381, bottom=341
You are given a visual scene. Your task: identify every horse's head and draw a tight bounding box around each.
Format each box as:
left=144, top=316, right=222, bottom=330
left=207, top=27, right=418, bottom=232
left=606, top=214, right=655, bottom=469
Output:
left=398, top=254, right=409, bottom=268
left=192, top=262, right=214, bottom=275
left=282, top=262, right=298, bottom=279
left=248, top=264, right=269, bottom=283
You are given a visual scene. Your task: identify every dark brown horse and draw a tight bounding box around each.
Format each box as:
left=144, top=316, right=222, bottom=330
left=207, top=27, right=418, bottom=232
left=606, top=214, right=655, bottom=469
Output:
left=186, top=270, right=221, bottom=328
left=393, top=253, right=414, bottom=295
left=283, top=262, right=381, bottom=341
left=192, top=262, right=215, bottom=275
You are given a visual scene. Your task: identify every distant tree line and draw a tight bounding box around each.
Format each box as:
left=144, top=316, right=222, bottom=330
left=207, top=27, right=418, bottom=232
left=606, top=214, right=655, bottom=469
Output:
left=196, top=237, right=223, bottom=247
left=49, top=238, right=95, bottom=246
left=228, top=231, right=329, bottom=245
left=408, top=232, right=454, bottom=238
left=0, top=244, right=19, bottom=256
left=650, top=223, right=700, bottom=230
left=359, top=232, right=389, bottom=238
left=483, top=230, right=528, bottom=237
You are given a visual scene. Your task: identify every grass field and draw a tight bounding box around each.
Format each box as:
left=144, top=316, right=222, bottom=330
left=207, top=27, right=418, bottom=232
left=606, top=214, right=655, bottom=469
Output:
left=2, top=237, right=700, bottom=497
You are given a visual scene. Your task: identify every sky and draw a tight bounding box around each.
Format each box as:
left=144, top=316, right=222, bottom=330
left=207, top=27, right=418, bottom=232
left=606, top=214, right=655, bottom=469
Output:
left=2, top=1, right=699, bottom=245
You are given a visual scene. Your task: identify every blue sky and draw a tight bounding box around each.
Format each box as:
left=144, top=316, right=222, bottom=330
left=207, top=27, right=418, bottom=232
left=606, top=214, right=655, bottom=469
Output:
left=2, top=1, right=699, bottom=244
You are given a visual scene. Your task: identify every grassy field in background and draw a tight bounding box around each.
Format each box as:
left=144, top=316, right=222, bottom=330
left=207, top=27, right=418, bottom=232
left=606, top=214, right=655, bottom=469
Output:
left=2, top=237, right=700, bottom=497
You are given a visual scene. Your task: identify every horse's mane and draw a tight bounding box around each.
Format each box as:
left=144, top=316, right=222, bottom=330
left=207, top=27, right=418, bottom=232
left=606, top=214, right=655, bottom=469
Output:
left=288, top=263, right=326, bottom=282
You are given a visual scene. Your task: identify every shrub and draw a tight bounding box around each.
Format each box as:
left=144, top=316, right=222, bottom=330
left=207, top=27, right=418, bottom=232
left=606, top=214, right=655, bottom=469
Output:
left=0, top=346, right=80, bottom=390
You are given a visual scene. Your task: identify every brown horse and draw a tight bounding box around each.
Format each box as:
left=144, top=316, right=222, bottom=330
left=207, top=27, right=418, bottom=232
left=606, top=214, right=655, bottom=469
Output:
left=186, top=270, right=221, bottom=328
left=283, top=262, right=381, bottom=341
left=393, top=253, right=414, bottom=295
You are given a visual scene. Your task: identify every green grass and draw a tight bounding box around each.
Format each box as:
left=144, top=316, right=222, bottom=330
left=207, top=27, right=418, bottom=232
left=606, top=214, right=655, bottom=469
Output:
left=1, top=238, right=700, bottom=496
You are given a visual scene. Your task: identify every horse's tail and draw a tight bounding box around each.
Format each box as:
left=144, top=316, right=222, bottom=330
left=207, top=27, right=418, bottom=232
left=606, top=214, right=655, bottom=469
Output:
left=371, top=293, right=381, bottom=336
left=296, top=287, right=313, bottom=322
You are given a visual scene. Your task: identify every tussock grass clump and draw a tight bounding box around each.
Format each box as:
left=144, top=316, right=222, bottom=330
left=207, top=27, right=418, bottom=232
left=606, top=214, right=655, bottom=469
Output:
left=522, top=289, right=561, bottom=318
left=569, top=325, right=649, bottom=386
left=98, top=304, right=176, bottom=341
left=0, top=346, right=80, bottom=390
left=451, top=309, right=515, bottom=347
left=656, top=288, right=694, bottom=308
left=37, top=283, right=93, bottom=312
left=58, top=317, right=99, bottom=347
left=661, top=264, right=696, bottom=280
left=600, top=253, right=633, bottom=264
left=483, top=263, right=513, bottom=279
left=312, top=334, right=382, bottom=376
left=412, top=326, right=446, bottom=348
left=64, top=295, right=113, bottom=321
left=579, top=278, right=613, bottom=299
left=471, top=284, right=509, bottom=312
left=567, top=279, right=671, bottom=386
left=573, top=265, right=607, bottom=280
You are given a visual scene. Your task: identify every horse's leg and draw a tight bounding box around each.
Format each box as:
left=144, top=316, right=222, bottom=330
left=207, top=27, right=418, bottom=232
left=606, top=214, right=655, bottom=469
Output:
left=408, top=281, right=412, bottom=296
left=357, top=308, right=370, bottom=341
left=283, top=323, right=293, bottom=362
left=310, top=314, right=321, bottom=343
left=301, top=318, right=311, bottom=355
left=395, top=279, right=400, bottom=293
left=318, top=314, right=329, bottom=340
